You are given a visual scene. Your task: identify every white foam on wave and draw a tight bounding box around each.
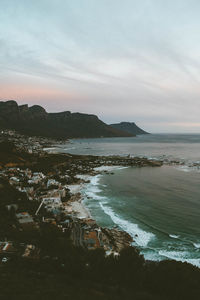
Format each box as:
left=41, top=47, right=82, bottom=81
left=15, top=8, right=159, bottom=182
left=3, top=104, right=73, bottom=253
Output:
left=176, top=166, right=191, bottom=172
left=159, top=250, right=200, bottom=268
left=64, top=147, right=75, bottom=150
left=83, top=168, right=200, bottom=268
left=193, top=243, right=200, bottom=249
left=141, top=250, right=163, bottom=262
left=169, top=234, right=180, bottom=239
left=89, top=175, right=102, bottom=190
left=43, top=147, right=56, bottom=151
left=94, top=165, right=128, bottom=172
left=76, top=174, right=93, bottom=181
left=86, top=192, right=105, bottom=201
left=83, top=175, right=106, bottom=201
left=176, top=165, right=200, bottom=173
left=117, top=166, right=129, bottom=170
left=90, top=174, right=101, bottom=184
left=83, top=171, right=155, bottom=248
left=99, top=202, right=155, bottom=247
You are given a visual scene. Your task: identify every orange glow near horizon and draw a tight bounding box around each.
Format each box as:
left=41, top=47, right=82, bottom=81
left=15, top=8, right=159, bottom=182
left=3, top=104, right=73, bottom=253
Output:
left=0, top=83, right=74, bottom=99
left=0, top=82, right=81, bottom=112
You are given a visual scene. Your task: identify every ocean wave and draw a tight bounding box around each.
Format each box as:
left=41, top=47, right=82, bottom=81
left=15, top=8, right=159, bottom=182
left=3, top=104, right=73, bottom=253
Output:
left=176, top=165, right=200, bottom=173
left=83, top=170, right=166, bottom=249
left=193, top=243, right=200, bottom=249
left=169, top=234, right=180, bottom=239
left=86, top=192, right=105, bottom=201
left=99, top=202, right=155, bottom=247
left=85, top=186, right=103, bottom=198
left=63, top=147, right=76, bottom=150
left=94, top=165, right=128, bottom=172
left=141, top=250, right=163, bottom=262
left=176, top=166, right=191, bottom=172
left=43, top=147, right=56, bottom=151
left=82, top=163, right=200, bottom=268
left=83, top=175, right=105, bottom=200
left=90, top=175, right=101, bottom=185
left=158, top=250, right=200, bottom=268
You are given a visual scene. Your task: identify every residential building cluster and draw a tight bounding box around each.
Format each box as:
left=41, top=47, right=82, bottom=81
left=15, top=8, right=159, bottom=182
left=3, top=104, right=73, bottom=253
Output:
left=0, top=163, right=121, bottom=263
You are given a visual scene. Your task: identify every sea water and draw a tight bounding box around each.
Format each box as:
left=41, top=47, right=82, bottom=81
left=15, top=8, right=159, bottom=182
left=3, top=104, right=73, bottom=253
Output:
left=55, top=134, right=200, bottom=267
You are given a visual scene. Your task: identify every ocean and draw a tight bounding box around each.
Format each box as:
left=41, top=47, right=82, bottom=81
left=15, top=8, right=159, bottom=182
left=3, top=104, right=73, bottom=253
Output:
left=55, top=134, right=200, bottom=267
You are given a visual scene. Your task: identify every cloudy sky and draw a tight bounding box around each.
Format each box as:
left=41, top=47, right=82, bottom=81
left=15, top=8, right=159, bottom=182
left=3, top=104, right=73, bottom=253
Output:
left=1, top=0, right=200, bottom=132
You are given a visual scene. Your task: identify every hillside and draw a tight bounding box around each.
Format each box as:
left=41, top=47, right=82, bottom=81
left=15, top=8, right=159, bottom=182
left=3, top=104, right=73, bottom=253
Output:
left=110, top=122, right=149, bottom=135
left=0, top=100, right=133, bottom=139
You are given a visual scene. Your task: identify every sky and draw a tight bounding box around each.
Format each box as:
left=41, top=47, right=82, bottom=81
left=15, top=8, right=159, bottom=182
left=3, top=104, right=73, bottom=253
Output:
left=1, top=0, right=200, bottom=132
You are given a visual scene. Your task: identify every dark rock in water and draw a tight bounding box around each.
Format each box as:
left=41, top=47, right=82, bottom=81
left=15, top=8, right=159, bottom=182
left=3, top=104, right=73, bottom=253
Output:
left=110, top=121, right=149, bottom=135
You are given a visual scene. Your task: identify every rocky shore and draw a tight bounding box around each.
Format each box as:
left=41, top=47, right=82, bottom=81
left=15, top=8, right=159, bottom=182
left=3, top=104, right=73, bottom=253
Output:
left=1, top=133, right=200, bottom=300
left=0, top=132, right=163, bottom=254
left=57, top=159, right=163, bottom=253
left=102, top=228, right=133, bottom=252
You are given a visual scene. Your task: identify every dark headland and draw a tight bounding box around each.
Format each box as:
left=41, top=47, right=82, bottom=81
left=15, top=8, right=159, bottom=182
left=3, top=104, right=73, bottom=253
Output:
left=110, top=122, right=149, bottom=135
left=0, top=100, right=138, bottom=139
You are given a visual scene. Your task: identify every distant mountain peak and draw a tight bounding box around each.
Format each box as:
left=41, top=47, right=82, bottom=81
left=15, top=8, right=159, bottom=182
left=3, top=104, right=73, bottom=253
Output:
left=110, top=122, right=149, bottom=135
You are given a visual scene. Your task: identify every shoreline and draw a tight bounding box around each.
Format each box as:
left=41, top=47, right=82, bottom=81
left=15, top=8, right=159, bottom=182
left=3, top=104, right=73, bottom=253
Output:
left=1, top=133, right=200, bottom=267
left=64, top=163, right=200, bottom=268
left=65, top=165, right=128, bottom=220
left=64, top=165, right=135, bottom=253
left=65, top=179, right=92, bottom=219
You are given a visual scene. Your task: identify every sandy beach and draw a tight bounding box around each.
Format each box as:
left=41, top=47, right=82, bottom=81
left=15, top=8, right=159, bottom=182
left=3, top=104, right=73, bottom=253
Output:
left=65, top=178, right=92, bottom=219
left=65, top=167, right=124, bottom=220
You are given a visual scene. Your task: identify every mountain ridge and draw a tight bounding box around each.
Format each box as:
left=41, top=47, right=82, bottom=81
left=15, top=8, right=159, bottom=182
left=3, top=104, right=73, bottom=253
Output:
left=0, top=100, right=134, bottom=139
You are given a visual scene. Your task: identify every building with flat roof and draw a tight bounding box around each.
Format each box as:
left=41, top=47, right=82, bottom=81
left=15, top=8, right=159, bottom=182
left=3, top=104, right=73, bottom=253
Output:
left=16, top=212, right=35, bottom=229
